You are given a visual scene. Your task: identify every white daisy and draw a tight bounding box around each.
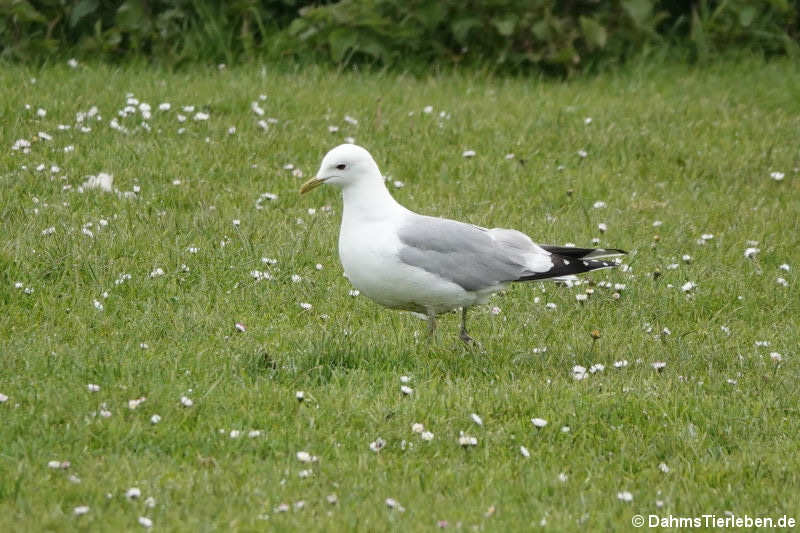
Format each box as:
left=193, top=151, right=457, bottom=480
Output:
left=458, top=432, right=478, bottom=446
left=385, top=498, right=405, bottom=511
left=296, top=451, right=318, bottom=463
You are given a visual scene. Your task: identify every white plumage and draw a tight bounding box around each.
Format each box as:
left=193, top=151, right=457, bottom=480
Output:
left=301, top=144, right=625, bottom=342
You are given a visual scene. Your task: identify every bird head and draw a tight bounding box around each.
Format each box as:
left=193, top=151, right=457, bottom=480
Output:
left=300, top=144, right=382, bottom=194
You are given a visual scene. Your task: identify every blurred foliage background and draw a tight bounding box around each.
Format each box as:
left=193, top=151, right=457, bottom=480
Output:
left=1, top=0, right=797, bottom=72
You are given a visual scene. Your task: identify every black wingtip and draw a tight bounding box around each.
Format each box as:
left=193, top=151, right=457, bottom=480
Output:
left=516, top=255, right=620, bottom=282
left=539, top=245, right=627, bottom=259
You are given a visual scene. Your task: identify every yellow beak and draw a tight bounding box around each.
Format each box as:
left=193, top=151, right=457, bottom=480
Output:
left=299, top=177, right=326, bottom=194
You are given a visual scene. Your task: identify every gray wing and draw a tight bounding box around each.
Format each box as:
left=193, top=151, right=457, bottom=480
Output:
left=396, top=215, right=535, bottom=291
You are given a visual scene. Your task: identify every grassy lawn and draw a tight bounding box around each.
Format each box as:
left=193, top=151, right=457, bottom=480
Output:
left=1, top=58, right=799, bottom=531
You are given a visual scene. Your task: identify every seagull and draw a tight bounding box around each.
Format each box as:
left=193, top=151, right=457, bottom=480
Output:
left=300, top=144, right=626, bottom=343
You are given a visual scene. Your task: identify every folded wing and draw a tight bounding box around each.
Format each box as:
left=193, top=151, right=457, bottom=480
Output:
left=396, top=215, right=554, bottom=291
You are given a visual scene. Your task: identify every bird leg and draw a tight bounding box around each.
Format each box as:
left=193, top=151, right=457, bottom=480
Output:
left=426, top=309, right=437, bottom=339
left=459, top=307, right=480, bottom=347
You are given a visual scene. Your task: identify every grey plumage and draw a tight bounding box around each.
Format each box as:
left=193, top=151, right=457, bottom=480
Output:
left=397, top=215, right=625, bottom=291
left=397, top=216, right=543, bottom=292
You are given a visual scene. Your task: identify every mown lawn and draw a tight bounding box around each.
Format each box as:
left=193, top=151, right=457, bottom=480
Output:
left=1, top=58, right=799, bottom=531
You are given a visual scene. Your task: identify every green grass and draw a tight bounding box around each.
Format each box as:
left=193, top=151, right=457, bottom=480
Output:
left=1, top=58, right=799, bottom=531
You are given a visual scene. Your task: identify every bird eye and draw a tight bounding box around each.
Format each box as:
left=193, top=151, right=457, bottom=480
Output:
left=336, top=163, right=347, bottom=170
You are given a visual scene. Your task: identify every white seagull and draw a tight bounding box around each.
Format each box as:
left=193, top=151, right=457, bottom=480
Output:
left=300, top=144, right=625, bottom=343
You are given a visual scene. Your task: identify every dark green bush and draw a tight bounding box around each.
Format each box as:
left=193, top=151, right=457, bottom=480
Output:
left=1, top=0, right=797, bottom=71
left=289, top=0, right=662, bottom=70
left=289, top=0, right=798, bottom=71
left=0, top=0, right=318, bottom=64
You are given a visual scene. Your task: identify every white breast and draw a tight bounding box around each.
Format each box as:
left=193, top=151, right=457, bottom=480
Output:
left=338, top=216, right=478, bottom=313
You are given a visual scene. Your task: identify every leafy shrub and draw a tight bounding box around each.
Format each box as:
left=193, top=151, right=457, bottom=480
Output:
left=0, top=0, right=318, bottom=63
left=289, top=0, right=798, bottom=71
left=0, top=0, right=797, bottom=71
left=289, top=0, right=655, bottom=70
left=683, top=0, right=799, bottom=60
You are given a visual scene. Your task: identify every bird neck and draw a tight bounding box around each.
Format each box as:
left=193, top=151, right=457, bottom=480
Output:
left=341, top=179, right=404, bottom=223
